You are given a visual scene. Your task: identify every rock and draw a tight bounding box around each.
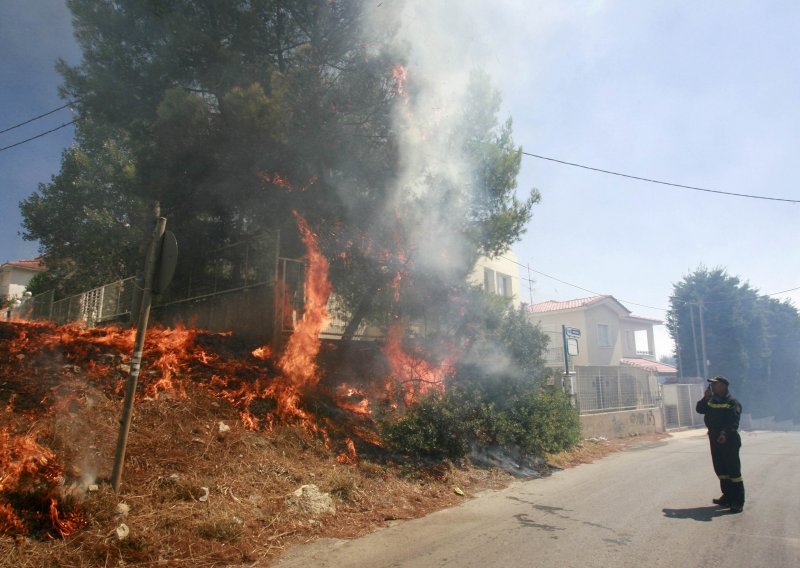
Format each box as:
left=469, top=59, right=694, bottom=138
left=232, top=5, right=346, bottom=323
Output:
left=115, top=503, right=130, bottom=518
left=198, top=487, right=210, bottom=502
left=218, top=421, right=231, bottom=434
left=117, top=363, right=131, bottom=373
left=453, top=486, right=465, bottom=496
left=115, top=523, right=130, bottom=541
left=286, top=484, right=335, bottom=516
left=87, top=484, right=99, bottom=492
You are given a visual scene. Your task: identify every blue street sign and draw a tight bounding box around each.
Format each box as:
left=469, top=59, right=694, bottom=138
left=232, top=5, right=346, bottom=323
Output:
left=565, top=327, right=581, bottom=338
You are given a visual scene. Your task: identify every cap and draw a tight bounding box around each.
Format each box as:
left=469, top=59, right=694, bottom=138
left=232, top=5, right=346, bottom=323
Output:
left=707, top=376, right=730, bottom=386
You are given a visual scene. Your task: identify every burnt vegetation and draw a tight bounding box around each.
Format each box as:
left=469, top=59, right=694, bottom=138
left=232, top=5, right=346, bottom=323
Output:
left=5, top=1, right=582, bottom=564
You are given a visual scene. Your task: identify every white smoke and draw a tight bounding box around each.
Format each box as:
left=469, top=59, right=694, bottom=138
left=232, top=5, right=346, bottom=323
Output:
left=362, top=1, right=503, bottom=278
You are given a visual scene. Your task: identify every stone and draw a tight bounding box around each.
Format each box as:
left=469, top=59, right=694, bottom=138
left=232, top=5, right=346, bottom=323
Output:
left=286, top=484, right=335, bottom=516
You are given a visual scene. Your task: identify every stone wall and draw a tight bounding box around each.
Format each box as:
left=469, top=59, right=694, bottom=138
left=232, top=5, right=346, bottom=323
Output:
left=580, top=407, right=665, bottom=439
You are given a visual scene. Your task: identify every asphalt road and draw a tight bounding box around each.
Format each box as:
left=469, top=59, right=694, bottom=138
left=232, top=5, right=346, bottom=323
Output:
left=276, top=430, right=800, bottom=568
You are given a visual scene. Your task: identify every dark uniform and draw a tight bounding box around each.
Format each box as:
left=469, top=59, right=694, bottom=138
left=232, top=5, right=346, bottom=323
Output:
left=696, top=383, right=745, bottom=510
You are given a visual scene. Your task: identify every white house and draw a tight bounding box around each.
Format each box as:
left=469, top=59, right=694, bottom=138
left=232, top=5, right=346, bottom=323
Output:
left=527, top=295, right=675, bottom=429
left=0, top=259, right=44, bottom=301
left=468, top=251, right=522, bottom=309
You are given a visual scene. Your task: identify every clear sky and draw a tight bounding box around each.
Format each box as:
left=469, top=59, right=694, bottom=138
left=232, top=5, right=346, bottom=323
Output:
left=2, top=2, right=799, bottom=358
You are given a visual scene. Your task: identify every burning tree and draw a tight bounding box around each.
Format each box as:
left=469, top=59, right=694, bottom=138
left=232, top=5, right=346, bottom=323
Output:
left=11, top=0, right=577, bottom=517
left=22, top=1, right=538, bottom=317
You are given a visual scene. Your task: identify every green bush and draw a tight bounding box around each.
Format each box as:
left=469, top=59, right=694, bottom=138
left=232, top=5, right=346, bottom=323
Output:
left=501, top=388, right=582, bottom=455
left=381, top=393, right=471, bottom=459
left=380, top=295, right=581, bottom=461
left=382, top=387, right=580, bottom=460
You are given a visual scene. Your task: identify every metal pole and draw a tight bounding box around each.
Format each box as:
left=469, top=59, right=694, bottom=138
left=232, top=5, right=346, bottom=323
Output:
left=689, top=304, right=702, bottom=378
left=526, top=263, right=534, bottom=306
left=698, top=299, right=709, bottom=380
left=561, top=324, right=571, bottom=397
left=674, top=313, right=683, bottom=379
left=111, top=216, right=167, bottom=492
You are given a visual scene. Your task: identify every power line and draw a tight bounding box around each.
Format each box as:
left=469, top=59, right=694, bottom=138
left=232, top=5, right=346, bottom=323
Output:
left=522, top=151, right=800, bottom=204
left=0, top=102, right=76, bottom=135
left=498, top=254, right=668, bottom=311
left=500, top=254, right=800, bottom=313
left=0, top=119, right=79, bottom=154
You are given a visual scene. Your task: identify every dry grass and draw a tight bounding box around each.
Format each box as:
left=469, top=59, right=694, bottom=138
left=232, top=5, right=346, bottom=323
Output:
left=0, top=380, right=515, bottom=568
left=1, top=321, right=665, bottom=567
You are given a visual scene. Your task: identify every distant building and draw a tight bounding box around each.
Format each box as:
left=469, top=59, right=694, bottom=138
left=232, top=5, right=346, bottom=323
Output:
left=0, top=258, right=44, bottom=300
left=527, top=295, right=676, bottom=416
left=468, top=251, right=522, bottom=309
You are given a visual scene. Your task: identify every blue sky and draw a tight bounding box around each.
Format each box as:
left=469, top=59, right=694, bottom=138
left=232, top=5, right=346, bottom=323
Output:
left=2, top=1, right=799, bottom=357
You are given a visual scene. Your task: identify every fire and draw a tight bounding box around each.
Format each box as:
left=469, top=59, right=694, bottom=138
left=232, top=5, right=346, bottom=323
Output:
left=382, top=323, right=456, bottom=406
left=0, top=210, right=468, bottom=537
left=251, top=346, right=271, bottom=360
left=262, top=213, right=333, bottom=427
left=392, top=64, right=409, bottom=100
left=0, top=426, right=86, bottom=538
left=261, top=172, right=319, bottom=193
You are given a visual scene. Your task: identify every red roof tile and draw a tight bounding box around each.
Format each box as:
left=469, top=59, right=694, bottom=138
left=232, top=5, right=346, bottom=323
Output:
left=527, top=295, right=608, bottom=313
left=2, top=259, right=44, bottom=271
left=621, top=358, right=677, bottom=374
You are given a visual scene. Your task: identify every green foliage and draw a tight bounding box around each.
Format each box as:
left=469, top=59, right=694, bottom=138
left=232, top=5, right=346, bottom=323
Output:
left=21, top=1, right=537, bottom=320
left=382, top=392, right=471, bottom=460
left=667, top=266, right=800, bottom=420
left=382, top=387, right=580, bottom=460
left=382, top=299, right=581, bottom=460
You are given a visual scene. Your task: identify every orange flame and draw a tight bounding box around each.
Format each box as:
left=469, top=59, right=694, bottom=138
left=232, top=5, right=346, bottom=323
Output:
left=0, top=427, right=85, bottom=538
left=262, top=213, right=333, bottom=427
left=261, top=172, right=319, bottom=193
left=392, top=64, right=409, bottom=100
left=383, top=323, right=456, bottom=406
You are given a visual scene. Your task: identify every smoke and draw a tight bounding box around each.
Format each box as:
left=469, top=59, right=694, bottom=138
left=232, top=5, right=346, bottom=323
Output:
left=360, top=1, right=503, bottom=279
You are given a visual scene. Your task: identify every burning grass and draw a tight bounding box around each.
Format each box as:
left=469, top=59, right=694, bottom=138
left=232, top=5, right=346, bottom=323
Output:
left=0, top=320, right=515, bottom=566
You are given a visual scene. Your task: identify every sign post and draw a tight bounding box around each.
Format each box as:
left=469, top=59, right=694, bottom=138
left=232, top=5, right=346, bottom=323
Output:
left=562, top=325, right=580, bottom=405
left=111, top=215, right=175, bottom=492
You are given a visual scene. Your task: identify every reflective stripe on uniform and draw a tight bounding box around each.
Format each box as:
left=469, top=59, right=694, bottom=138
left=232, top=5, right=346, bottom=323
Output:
left=707, top=402, right=732, bottom=409
left=718, top=475, right=730, bottom=480
left=730, top=476, right=743, bottom=483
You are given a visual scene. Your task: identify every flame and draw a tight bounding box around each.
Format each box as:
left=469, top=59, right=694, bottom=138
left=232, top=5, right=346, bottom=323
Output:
left=0, top=206, right=471, bottom=536
left=281, top=215, right=332, bottom=379
left=0, top=427, right=85, bottom=538
left=261, top=172, right=319, bottom=193
left=382, top=323, right=456, bottom=406
left=392, top=64, right=409, bottom=100
left=251, top=346, right=271, bottom=360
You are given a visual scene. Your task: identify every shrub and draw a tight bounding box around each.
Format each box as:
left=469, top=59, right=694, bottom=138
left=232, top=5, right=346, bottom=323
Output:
left=381, top=393, right=471, bottom=459
left=380, top=297, right=581, bottom=461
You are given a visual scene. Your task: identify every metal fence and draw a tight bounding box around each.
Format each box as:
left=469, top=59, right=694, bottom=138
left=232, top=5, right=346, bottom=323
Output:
left=14, top=233, right=280, bottom=327
left=662, top=383, right=705, bottom=429
left=274, top=257, right=383, bottom=340
left=15, top=277, right=138, bottom=325
left=162, top=234, right=278, bottom=305
left=573, top=365, right=661, bottom=415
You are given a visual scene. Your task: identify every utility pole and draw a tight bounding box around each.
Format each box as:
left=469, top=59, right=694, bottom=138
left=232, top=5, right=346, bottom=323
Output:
left=111, top=213, right=167, bottom=492
left=674, top=314, right=683, bottom=380
left=526, top=263, right=534, bottom=306
left=698, top=298, right=709, bottom=380
left=688, top=303, right=701, bottom=378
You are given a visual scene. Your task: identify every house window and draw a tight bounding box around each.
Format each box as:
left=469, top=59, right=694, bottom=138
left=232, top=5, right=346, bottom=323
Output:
left=483, top=268, right=496, bottom=294
left=496, top=273, right=512, bottom=298
left=635, top=330, right=650, bottom=355
left=597, top=323, right=611, bottom=347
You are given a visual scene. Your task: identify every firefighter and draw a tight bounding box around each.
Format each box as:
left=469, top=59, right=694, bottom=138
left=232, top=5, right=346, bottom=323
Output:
left=696, top=376, right=745, bottom=513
